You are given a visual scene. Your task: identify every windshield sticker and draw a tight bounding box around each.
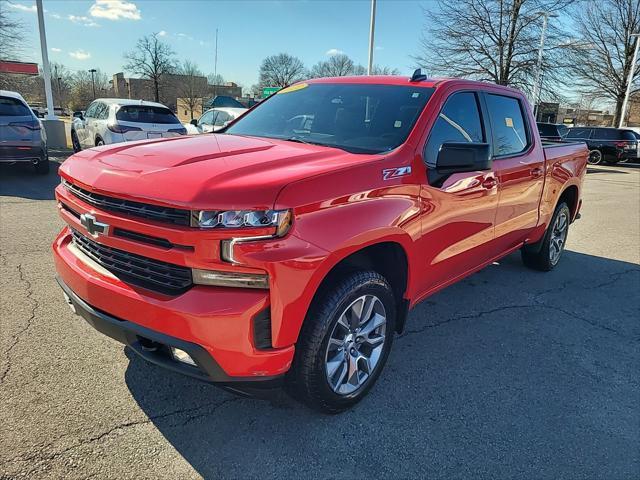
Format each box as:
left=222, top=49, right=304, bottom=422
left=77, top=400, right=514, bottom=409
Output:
left=411, top=92, right=420, bottom=98
left=278, top=83, right=308, bottom=94
left=394, top=120, right=402, bottom=128
left=505, top=117, right=514, bottom=127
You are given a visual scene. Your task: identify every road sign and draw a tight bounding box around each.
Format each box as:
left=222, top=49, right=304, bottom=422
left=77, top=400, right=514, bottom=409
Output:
left=262, top=87, right=280, bottom=98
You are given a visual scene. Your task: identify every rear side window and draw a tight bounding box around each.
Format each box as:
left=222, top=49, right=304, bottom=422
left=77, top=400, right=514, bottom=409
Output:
left=557, top=125, right=569, bottom=137
left=567, top=128, right=591, bottom=139
left=424, top=92, right=484, bottom=168
left=620, top=130, right=637, bottom=141
left=214, top=111, right=231, bottom=127
left=485, top=94, right=529, bottom=156
left=0, top=96, right=32, bottom=116
left=537, top=123, right=556, bottom=136
left=116, top=106, right=180, bottom=124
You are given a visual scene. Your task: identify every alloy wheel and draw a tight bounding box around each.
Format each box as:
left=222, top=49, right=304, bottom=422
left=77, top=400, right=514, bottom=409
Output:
left=549, top=210, right=569, bottom=265
left=324, top=294, right=387, bottom=395
left=588, top=150, right=602, bottom=165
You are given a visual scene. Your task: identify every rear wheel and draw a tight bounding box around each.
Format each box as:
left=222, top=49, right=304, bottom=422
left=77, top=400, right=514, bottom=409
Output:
left=96, top=137, right=105, bottom=147
left=521, top=202, right=570, bottom=271
left=587, top=149, right=602, bottom=165
left=287, top=271, right=396, bottom=413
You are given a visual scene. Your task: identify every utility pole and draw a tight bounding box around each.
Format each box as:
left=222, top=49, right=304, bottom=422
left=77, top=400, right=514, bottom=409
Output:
left=89, top=68, right=97, bottom=99
left=213, top=28, right=218, bottom=98
left=367, top=0, right=376, bottom=75
left=619, top=33, right=640, bottom=128
left=36, top=0, right=56, bottom=120
left=532, top=11, right=557, bottom=120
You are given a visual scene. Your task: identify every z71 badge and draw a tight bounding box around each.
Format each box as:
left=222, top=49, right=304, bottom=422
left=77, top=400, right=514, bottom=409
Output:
left=382, top=166, right=412, bottom=180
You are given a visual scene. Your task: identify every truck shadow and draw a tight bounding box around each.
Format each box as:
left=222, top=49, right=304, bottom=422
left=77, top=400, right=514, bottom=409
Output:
left=123, top=250, right=639, bottom=479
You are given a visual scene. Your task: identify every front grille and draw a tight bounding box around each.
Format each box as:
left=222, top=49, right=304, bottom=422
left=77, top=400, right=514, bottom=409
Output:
left=63, top=180, right=192, bottom=226
left=71, top=229, right=192, bottom=295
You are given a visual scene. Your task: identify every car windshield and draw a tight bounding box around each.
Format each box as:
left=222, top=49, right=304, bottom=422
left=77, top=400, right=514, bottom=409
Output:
left=116, top=105, right=180, bottom=124
left=0, top=96, right=32, bottom=116
left=225, top=83, right=435, bottom=154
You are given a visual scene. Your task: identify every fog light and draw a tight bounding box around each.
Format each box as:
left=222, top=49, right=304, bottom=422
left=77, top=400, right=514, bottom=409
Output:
left=171, top=347, right=196, bottom=366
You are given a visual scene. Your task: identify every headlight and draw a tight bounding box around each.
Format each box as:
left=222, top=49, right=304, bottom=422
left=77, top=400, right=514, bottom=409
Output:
left=192, top=209, right=291, bottom=231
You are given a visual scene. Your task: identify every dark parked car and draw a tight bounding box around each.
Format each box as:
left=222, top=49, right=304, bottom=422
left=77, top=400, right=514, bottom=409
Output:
left=537, top=122, right=569, bottom=141
left=566, top=126, right=639, bottom=165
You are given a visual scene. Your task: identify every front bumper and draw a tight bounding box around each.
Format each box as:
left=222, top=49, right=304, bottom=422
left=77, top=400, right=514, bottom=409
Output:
left=53, top=228, right=294, bottom=382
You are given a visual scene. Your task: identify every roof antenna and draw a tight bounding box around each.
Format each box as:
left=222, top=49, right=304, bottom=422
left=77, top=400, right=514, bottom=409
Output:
left=410, top=68, right=427, bottom=82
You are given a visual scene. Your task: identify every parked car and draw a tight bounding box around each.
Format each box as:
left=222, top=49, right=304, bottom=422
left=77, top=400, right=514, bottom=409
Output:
left=566, top=126, right=639, bottom=165
left=53, top=75, right=587, bottom=412
left=537, top=122, right=569, bottom=141
left=0, top=90, right=49, bottom=174
left=71, top=99, right=186, bottom=151
left=189, top=107, right=247, bottom=133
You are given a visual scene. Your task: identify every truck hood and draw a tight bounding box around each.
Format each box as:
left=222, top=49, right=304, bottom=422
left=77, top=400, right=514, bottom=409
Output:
left=60, top=134, right=375, bottom=210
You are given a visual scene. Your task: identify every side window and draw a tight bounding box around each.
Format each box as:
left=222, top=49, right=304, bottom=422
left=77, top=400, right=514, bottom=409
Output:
left=214, top=111, right=231, bottom=127
left=199, top=110, right=214, bottom=125
left=424, top=92, right=484, bottom=168
left=485, top=94, right=529, bottom=156
left=84, top=102, right=98, bottom=118
left=95, top=103, right=109, bottom=120
left=567, top=128, right=591, bottom=139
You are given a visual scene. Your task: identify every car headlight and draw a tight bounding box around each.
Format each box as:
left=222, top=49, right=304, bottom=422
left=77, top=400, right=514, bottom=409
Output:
left=192, top=209, right=291, bottom=232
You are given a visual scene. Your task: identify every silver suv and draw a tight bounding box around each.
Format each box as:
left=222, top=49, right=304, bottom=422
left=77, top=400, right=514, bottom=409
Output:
left=0, top=90, right=49, bottom=174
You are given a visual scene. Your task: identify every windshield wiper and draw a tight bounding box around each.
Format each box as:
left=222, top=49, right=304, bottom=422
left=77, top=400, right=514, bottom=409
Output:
left=283, top=136, right=315, bottom=145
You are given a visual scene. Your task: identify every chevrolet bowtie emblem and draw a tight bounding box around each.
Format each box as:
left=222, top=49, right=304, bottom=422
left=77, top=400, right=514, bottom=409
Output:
left=80, top=213, right=110, bottom=238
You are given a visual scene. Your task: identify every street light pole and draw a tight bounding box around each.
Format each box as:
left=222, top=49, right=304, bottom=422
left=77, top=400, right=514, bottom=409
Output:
left=89, top=68, right=97, bottom=99
left=618, top=33, right=640, bottom=128
left=367, top=0, right=376, bottom=75
left=532, top=11, right=557, bottom=120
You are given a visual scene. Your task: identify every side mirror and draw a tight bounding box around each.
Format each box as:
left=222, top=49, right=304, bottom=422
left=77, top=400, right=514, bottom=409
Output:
left=429, top=142, right=492, bottom=187
left=190, top=119, right=198, bottom=126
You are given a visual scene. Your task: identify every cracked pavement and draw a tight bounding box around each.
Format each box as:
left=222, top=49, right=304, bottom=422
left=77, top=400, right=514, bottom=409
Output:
left=1, top=158, right=639, bottom=479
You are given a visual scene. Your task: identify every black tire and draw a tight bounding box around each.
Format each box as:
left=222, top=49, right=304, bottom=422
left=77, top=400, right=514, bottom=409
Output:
left=521, top=202, right=571, bottom=271
left=286, top=270, right=396, bottom=413
left=587, top=149, right=602, bottom=165
left=34, top=154, right=50, bottom=174
left=71, top=130, right=81, bottom=152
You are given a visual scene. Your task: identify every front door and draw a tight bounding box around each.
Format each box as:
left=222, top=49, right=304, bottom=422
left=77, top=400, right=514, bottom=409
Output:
left=415, top=90, right=499, bottom=296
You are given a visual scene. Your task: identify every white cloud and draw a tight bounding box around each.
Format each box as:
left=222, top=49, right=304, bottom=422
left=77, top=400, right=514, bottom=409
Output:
left=89, top=0, right=141, bottom=21
left=68, top=15, right=100, bottom=27
left=51, top=47, right=62, bottom=53
left=50, top=13, right=62, bottom=19
left=8, top=3, right=37, bottom=12
left=326, top=48, right=345, bottom=56
left=69, top=49, right=91, bottom=60
left=157, top=30, right=167, bottom=37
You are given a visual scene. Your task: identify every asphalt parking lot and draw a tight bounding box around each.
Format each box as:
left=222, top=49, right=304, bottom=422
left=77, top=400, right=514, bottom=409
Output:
left=1, top=154, right=639, bottom=479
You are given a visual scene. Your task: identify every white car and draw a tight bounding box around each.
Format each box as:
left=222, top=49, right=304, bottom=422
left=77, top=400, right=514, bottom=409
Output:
left=189, top=107, right=247, bottom=134
left=71, top=98, right=186, bottom=151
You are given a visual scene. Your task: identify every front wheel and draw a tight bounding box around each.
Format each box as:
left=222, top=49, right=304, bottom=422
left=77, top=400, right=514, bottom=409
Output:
left=71, top=131, right=81, bottom=152
left=521, top=202, right=571, bottom=271
left=587, top=149, right=602, bottom=165
left=287, top=271, right=396, bottom=413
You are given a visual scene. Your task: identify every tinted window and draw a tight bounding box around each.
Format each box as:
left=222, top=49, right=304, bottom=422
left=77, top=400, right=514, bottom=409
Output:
left=226, top=83, right=435, bottom=154
left=593, top=129, right=622, bottom=140
left=567, top=128, right=591, bottom=139
left=424, top=92, right=484, bottom=168
left=557, top=125, right=569, bottom=137
left=116, top=105, right=180, bottom=124
left=84, top=102, right=98, bottom=118
left=537, top=123, right=556, bottom=136
left=0, top=96, right=31, bottom=116
left=486, top=94, right=529, bottom=156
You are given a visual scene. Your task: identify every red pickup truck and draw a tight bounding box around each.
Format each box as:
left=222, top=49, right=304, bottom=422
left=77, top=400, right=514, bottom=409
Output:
left=53, top=75, right=587, bottom=412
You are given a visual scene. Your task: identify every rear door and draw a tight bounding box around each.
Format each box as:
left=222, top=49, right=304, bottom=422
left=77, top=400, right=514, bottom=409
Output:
left=482, top=92, right=544, bottom=251
left=79, top=102, right=97, bottom=148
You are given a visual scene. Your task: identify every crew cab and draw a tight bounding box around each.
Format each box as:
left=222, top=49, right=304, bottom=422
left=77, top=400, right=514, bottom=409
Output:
left=53, top=74, right=587, bottom=412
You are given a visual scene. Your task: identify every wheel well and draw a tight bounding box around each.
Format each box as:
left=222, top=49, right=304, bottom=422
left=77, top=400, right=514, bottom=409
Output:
left=558, top=185, right=579, bottom=218
left=95, top=136, right=103, bottom=146
left=316, top=242, right=410, bottom=333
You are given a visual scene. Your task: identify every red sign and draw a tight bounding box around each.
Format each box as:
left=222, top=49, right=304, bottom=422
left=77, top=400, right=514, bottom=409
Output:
left=0, top=61, right=39, bottom=75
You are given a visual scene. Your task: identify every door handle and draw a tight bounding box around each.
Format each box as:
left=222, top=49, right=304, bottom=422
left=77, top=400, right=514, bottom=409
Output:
left=481, top=177, right=497, bottom=189
left=531, top=167, right=544, bottom=178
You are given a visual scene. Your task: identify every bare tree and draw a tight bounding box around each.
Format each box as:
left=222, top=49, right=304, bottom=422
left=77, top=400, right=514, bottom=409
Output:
left=310, top=54, right=355, bottom=77
left=352, top=64, right=400, bottom=75
left=258, top=53, right=306, bottom=88
left=177, top=60, right=208, bottom=120
left=565, top=0, right=640, bottom=125
left=413, top=0, right=571, bottom=96
left=207, top=73, right=225, bottom=85
left=0, top=8, right=26, bottom=60
left=69, top=69, right=109, bottom=111
left=123, top=33, right=177, bottom=102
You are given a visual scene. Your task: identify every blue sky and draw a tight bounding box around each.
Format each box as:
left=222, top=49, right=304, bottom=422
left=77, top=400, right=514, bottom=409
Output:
left=5, top=0, right=430, bottom=89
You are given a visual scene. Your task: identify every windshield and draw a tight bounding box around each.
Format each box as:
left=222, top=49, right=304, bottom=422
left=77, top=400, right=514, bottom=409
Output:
left=116, top=105, right=180, bottom=124
left=226, top=83, right=435, bottom=154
